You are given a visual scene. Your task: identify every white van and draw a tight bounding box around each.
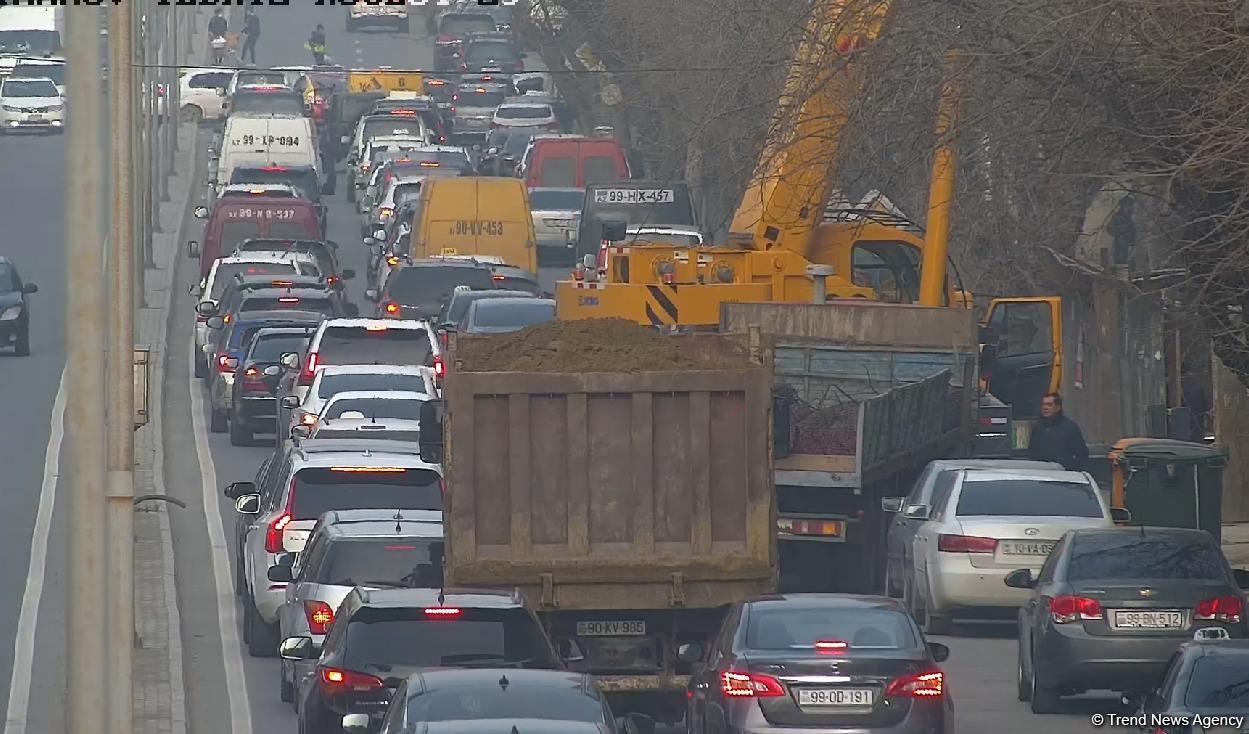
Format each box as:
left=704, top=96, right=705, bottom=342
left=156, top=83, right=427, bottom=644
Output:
left=214, top=116, right=319, bottom=196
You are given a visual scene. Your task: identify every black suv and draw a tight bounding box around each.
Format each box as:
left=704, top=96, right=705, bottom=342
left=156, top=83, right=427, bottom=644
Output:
left=285, top=587, right=566, bottom=733
left=0, top=257, right=37, bottom=356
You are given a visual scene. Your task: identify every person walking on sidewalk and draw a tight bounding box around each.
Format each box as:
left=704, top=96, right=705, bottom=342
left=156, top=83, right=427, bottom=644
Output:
left=240, top=9, right=260, bottom=65
left=1027, top=392, right=1090, bottom=471
left=208, top=9, right=228, bottom=65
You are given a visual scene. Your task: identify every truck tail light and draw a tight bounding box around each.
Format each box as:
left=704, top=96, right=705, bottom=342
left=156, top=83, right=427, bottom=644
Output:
left=1049, top=595, right=1102, bottom=624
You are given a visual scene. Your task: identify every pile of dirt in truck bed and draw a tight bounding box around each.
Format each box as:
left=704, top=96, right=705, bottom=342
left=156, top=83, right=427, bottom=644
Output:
left=775, top=385, right=860, bottom=454
left=455, top=318, right=748, bottom=373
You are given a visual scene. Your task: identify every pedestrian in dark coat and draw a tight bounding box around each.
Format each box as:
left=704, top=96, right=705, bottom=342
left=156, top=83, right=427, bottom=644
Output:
left=240, top=10, right=260, bottom=65
left=1027, top=392, right=1090, bottom=471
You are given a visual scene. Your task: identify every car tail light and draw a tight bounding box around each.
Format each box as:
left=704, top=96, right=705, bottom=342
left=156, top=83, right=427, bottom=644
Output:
left=1049, top=595, right=1102, bottom=624
left=299, top=351, right=319, bottom=386
left=317, top=666, right=383, bottom=695
left=433, top=355, right=445, bottom=379
left=719, top=670, right=784, bottom=698
left=304, top=600, right=334, bottom=634
left=424, top=606, right=461, bottom=617
left=264, top=484, right=294, bottom=554
left=937, top=534, right=998, bottom=554
left=1195, top=595, right=1244, bottom=624
left=813, top=639, right=848, bottom=655
left=383, top=301, right=400, bottom=316
left=241, top=366, right=268, bottom=392
left=216, top=353, right=238, bottom=374
left=884, top=669, right=944, bottom=698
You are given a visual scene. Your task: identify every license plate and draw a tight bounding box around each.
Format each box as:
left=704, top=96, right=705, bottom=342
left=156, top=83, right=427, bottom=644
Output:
left=797, top=688, right=874, bottom=707
left=1000, top=541, right=1055, bottom=556
left=1112, top=610, right=1184, bottom=629
left=594, top=188, right=675, bottom=204
left=27, top=114, right=42, bottom=120
left=576, top=620, right=646, bottom=636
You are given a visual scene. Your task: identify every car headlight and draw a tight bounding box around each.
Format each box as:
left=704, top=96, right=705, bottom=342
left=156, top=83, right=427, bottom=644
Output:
left=0, top=305, right=22, bottom=321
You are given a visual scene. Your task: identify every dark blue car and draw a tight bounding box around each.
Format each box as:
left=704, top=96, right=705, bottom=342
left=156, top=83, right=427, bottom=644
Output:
left=0, top=257, right=38, bottom=356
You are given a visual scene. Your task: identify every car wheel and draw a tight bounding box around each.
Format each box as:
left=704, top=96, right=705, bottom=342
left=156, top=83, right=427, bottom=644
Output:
left=1029, top=647, right=1061, bottom=713
left=246, top=596, right=280, bottom=657
left=920, top=579, right=952, bottom=635
left=234, top=548, right=246, bottom=597
left=1016, top=637, right=1031, bottom=701
left=193, top=345, right=207, bottom=378
left=209, top=407, right=228, bottom=433
left=180, top=104, right=203, bottom=124
left=279, top=660, right=295, bottom=703
left=884, top=561, right=900, bottom=599
left=14, top=324, right=30, bottom=356
left=241, top=595, right=252, bottom=644
left=229, top=413, right=252, bottom=446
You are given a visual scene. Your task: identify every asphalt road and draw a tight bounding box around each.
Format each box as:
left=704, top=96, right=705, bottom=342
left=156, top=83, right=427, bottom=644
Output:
left=158, top=8, right=1120, bottom=734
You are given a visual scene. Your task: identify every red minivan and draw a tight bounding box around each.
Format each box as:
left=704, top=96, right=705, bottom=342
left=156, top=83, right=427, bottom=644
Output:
left=189, top=196, right=323, bottom=279
left=520, top=136, right=630, bottom=189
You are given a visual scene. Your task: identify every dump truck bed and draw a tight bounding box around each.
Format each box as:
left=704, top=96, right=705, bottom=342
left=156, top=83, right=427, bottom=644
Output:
left=442, top=330, right=776, bottom=611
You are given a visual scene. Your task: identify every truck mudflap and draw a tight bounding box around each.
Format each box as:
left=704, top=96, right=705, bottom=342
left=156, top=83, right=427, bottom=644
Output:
left=595, top=675, right=691, bottom=693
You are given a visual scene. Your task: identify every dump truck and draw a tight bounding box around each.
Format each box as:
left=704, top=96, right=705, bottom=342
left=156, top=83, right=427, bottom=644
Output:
left=418, top=321, right=776, bottom=726
left=720, top=301, right=981, bottom=593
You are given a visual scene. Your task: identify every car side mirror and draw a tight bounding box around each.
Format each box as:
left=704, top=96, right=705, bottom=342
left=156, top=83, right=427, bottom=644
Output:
left=267, top=564, right=294, bottom=583
left=279, top=352, right=300, bottom=370
left=193, top=205, right=209, bottom=219
left=903, top=504, right=930, bottom=520
left=364, top=288, right=379, bottom=302
left=205, top=316, right=224, bottom=329
left=234, top=494, right=261, bottom=514
left=881, top=496, right=904, bottom=513
left=195, top=301, right=217, bottom=317
left=263, top=365, right=282, bottom=377
left=1110, top=507, right=1132, bottom=524
left=362, top=237, right=377, bottom=246
left=1234, top=568, right=1249, bottom=589
left=280, top=395, right=301, bottom=409
left=340, top=269, right=356, bottom=280
left=21, top=283, right=38, bottom=294
left=677, top=643, right=703, bottom=663
left=341, top=714, right=370, bottom=734
left=279, top=636, right=316, bottom=661
left=186, top=240, right=200, bottom=258
left=927, top=642, right=950, bottom=662
left=291, top=425, right=311, bottom=439
left=223, top=480, right=256, bottom=500
left=1003, top=568, right=1036, bottom=589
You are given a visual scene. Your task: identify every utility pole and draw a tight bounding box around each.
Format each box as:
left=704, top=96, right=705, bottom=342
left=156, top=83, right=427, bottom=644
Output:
left=132, top=6, right=147, bottom=308
left=148, top=4, right=162, bottom=234
left=105, top=3, right=135, bottom=733
left=64, top=6, right=108, bottom=733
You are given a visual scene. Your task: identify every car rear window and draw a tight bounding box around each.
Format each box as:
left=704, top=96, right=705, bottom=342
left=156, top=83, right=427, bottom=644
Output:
left=447, top=291, right=531, bottom=325
left=392, top=182, right=423, bottom=205
left=537, top=157, right=576, bottom=187
left=248, top=333, right=309, bottom=362
left=407, top=683, right=605, bottom=723
left=232, top=93, right=304, bottom=115
left=1184, top=655, right=1249, bottom=708
left=386, top=266, right=495, bottom=307
left=241, top=296, right=333, bottom=315
left=528, top=189, right=584, bottom=211
left=318, top=372, right=428, bottom=398
left=955, top=479, right=1103, bottom=518
left=1067, top=535, right=1226, bottom=581
left=745, top=607, right=920, bottom=652
left=211, top=262, right=296, bottom=298
left=440, top=14, right=496, bottom=35
left=343, top=607, right=546, bottom=669
left=324, top=397, right=426, bottom=420
left=313, top=427, right=421, bottom=441
left=497, top=105, right=550, bottom=120
left=456, top=88, right=506, bottom=107
left=470, top=300, right=555, bottom=330
left=583, top=156, right=622, bottom=184
left=291, top=467, right=441, bottom=520
left=230, top=167, right=319, bottom=198
left=318, top=537, right=444, bottom=587
left=364, top=118, right=425, bottom=141
left=316, top=326, right=432, bottom=366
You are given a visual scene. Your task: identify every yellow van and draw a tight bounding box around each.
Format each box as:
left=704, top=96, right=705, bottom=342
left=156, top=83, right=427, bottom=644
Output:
left=411, top=177, right=538, bottom=273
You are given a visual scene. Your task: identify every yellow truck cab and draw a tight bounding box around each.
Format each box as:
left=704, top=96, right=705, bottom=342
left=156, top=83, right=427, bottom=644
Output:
left=410, top=176, right=537, bottom=274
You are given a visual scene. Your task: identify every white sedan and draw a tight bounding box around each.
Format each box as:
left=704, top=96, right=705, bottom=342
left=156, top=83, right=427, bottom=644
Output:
left=282, top=365, right=438, bottom=439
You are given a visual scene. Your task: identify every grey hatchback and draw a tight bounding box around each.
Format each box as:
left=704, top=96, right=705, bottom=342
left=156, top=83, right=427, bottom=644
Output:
left=1009, top=527, right=1249, bottom=713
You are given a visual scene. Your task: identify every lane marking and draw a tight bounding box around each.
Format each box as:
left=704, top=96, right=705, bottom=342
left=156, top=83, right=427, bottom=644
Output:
left=3, top=366, right=68, bottom=734
left=189, top=337, right=255, bottom=734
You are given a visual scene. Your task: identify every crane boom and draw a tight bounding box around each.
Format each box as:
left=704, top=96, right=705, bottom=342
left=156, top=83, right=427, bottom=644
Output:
left=728, top=0, right=895, bottom=256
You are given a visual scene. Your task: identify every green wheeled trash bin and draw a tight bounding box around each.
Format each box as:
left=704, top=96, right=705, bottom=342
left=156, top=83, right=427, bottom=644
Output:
left=1108, top=438, right=1228, bottom=544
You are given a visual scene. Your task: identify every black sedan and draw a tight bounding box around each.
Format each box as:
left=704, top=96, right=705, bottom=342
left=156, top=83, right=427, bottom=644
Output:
left=0, top=257, right=37, bottom=356
left=1138, top=631, right=1249, bottom=731
left=1009, top=527, right=1249, bottom=713
left=228, top=325, right=316, bottom=446
left=685, top=594, right=952, bottom=734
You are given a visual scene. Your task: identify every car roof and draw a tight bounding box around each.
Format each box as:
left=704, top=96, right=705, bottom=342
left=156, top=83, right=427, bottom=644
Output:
left=322, top=509, right=442, bottom=525
left=351, top=587, right=524, bottom=609
left=415, top=669, right=588, bottom=690
left=929, top=459, right=1063, bottom=470
left=232, top=310, right=325, bottom=324
left=1181, top=639, right=1249, bottom=653
left=216, top=254, right=308, bottom=266
left=241, top=287, right=333, bottom=298
left=407, top=258, right=493, bottom=269
left=743, top=593, right=909, bottom=613
left=322, top=511, right=443, bottom=539
left=497, top=103, right=552, bottom=111
left=1069, top=526, right=1218, bottom=542
left=323, top=390, right=430, bottom=402
left=471, top=297, right=553, bottom=310
left=316, top=364, right=433, bottom=376
left=313, top=418, right=424, bottom=436
left=291, top=446, right=441, bottom=472
left=216, top=195, right=315, bottom=207
left=959, top=468, right=1090, bottom=483
left=454, top=289, right=533, bottom=301
left=252, top=326, right=317, bottom=337
left=320, top=317, right=430, bottom=329
left=3, top=76, right=57, bottom=88
left=628, top=226, right=701, bottom=236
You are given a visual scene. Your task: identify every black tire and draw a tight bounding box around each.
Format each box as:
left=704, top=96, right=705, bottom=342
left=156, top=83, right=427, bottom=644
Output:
left=229, top=412, right=252, bottom=446
left=13, top=324, right=30, bottom=356
left=246, top=596, right=280, bottom=658
left=883, top=562, right=900, bottom=599
left=280, top=661, right=295, bottom=703
left=209, top=407, right=228, bottom=433
left=193, top=344, right=207, bottom=379
left=1029, top=648, right=1061, bottom=713
left=1016, top=638, right=1031, bottom=702
left=234, top=547, right=246, bottom=597
left=918, top=578, right=952, bottom=635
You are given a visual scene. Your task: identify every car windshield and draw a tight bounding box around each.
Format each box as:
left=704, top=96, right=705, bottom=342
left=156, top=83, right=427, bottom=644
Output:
left=955, top=479, right=1102, bottom=518
left=1067, top=535, right=1226, bottom=581
left=387, top=267, right=495, bottom=307
left=440, top=15, right=496, bottom=35
left=240, top=296, right=333, bottom=315
left=1184, top=656, right=1249, bottom=708
left=0, top=263, right=17, bottom=292
left=343, top=607, right=546, bottom=669
left=229, top=168, right=319, bottom=199
left=232, top=93, right=304, bottom=115
left=529, top=189, right=585, bottom=211
left=316, top=326, right=433, bottom=367
left=323, top=397, right=425, bottom=420
left=210, top=262, right=297, bottom=298
left=456, top=88, right=506, bottom=108
left=317, top=372, right=428, bottom=398
left=497, top=105, right=550, bottom=120
left=3, top=79, right=58, bottom=98
left=364, top=117, right=425, bottom=141
left=248, top=333, right=309, bottom=362
left=466, top=42, right=519, bottom=64
left=11, top=64, right=64, bottom=86
left=469, top=301, right=555, bottom=331
left=745, top=607, right=920, bottom=652
left=238, top=72, right=285, bottom=86
left=290, top=467, right=442, bottom=520
left=318, top=537, right=444, bottom=587
left=407, top=683, right=605, bottom=723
